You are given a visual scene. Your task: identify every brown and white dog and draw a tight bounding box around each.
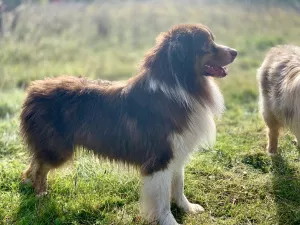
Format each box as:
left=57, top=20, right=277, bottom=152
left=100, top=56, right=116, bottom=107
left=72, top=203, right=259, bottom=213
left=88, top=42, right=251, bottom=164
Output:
left=258, top=45, right=300, bottom=155
left=20, top=24, right=237, bottom=225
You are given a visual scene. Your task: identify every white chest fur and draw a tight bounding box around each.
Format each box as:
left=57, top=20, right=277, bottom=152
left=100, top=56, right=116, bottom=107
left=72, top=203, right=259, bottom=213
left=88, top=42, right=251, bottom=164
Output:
left=169, top=79, right=224, bottom=160
left=146, top=76, right=224, bottom=160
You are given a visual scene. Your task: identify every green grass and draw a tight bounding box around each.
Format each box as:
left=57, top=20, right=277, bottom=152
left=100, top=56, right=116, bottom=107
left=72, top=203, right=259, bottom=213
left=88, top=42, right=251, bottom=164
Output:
left=1, top=1, right=300, bottom=224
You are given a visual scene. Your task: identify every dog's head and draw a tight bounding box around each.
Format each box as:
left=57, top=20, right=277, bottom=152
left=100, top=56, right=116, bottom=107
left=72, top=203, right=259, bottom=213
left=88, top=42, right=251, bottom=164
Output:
left=159, top=24, right=237, bottom=78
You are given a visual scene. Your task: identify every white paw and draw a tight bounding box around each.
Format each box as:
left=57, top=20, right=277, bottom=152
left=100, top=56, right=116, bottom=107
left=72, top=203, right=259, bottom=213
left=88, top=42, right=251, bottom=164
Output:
left=266, top=146, right=277, bottom=156
left=36, top=191, right=48, bottom=197
left=267, top=151, right=277, bottom=157
left=186, top=203, right=205, bottom=214
left=174, top=195, right=205, bottom=214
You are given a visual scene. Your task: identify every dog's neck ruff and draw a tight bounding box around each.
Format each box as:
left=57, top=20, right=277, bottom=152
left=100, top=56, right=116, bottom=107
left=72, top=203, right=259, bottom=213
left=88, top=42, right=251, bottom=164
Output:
left=146, top=76, right=194, bottom=109
left=146, top=75, right=224, bottom=116
left=145, top=75, right=225, bottom=157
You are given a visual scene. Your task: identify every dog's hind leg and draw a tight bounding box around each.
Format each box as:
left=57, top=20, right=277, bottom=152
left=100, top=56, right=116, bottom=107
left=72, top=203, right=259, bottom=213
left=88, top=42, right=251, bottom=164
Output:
left=22, top=157, right=51, bottom=196
left=32, top=160, right=51, bottom=196
left=22, top=160, right=35, bottom=185
left=263, top=110, right=281, bottom=155
left=22, top=145, right=74, bottom=196
left=141, top=168, right=179, bottom=225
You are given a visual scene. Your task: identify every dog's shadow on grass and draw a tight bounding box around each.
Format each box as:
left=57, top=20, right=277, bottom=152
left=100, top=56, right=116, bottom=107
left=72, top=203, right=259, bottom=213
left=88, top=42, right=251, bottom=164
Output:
left=15, top=183, right=61, bottom=224
left=271, top=154, right=300, bottom=225
left=16, top=183, right=110, bottom=224
left=16, top=179, right=136, bottom=224
left=171, top=203, right=186, bottom=224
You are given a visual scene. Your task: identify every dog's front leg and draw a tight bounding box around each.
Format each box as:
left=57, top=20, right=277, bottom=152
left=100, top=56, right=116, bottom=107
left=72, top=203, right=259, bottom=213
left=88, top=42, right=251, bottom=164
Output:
left=141, top=168, right=179, bottom=225
left=172, top=165, right=204, bottom=214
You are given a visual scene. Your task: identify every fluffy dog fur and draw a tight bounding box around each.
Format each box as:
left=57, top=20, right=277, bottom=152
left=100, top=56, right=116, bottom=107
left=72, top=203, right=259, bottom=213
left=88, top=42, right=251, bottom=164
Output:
left=258, top=45, right=300, bottom=155
left=20, top=24, right=237, bottom=225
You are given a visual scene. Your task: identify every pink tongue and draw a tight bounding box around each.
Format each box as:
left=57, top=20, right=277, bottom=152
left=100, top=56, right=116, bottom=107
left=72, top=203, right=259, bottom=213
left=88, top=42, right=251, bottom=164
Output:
left=206, top=66, right=226, bottom=77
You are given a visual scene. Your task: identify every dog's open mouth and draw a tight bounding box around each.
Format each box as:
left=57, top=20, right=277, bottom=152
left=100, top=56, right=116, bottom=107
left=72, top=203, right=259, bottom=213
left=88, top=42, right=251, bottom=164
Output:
left=204, top=65, right=228, bottom=78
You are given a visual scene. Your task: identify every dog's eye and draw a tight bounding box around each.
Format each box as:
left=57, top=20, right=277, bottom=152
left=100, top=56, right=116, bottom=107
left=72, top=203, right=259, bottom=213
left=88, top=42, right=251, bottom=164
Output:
left=201, top=43, right=210, bottom=53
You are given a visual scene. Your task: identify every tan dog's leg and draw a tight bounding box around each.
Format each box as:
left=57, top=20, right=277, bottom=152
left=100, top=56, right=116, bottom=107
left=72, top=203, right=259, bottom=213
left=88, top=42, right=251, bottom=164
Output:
left=22, top=160, right=35, bottom=185
left=22, top=158, right=51, bottom=196
left=263, top=111, right=281, bottom=155
left=33, top=162, right=51, bottom=196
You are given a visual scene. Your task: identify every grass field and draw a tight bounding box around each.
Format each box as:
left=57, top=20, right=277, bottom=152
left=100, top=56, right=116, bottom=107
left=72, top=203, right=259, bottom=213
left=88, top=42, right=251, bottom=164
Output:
left=1, top=1, right=300, bottom=224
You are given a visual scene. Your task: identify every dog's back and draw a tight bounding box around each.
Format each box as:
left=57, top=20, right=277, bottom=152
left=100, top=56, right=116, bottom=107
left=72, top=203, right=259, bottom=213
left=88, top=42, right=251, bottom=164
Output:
left=257, top=45, right=300, bottom=154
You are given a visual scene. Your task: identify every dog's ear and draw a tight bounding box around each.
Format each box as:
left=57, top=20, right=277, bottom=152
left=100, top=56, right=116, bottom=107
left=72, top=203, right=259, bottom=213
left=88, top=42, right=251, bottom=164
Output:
left=168, top=40, right=186, bottom=65
left=167, top=36, right=196, bottom=76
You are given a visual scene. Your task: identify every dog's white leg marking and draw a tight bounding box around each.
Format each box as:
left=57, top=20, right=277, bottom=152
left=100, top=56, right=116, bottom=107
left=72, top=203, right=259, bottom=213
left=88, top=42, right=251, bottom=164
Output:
left=141, top=168, right=179, bottom=225
left=172, top=165, right=204, bottom=214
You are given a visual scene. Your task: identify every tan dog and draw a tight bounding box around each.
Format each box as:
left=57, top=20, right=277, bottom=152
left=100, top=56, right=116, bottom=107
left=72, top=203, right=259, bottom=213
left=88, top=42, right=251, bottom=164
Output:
left=257, top=45, right=300, bottom=155
left=20, top=24, right=237, bottom=225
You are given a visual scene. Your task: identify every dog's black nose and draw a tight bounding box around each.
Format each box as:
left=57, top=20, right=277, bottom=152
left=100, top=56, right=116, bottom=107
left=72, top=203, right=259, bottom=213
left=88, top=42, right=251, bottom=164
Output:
left=230, top=49, right=238, bottom=59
